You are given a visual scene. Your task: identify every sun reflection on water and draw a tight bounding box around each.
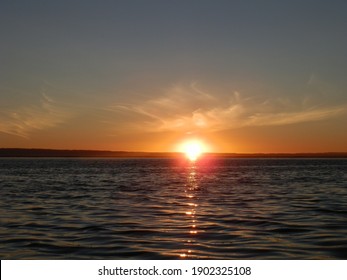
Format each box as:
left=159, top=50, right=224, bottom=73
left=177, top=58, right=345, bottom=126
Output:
left=180, top=163, right=199, bottom=258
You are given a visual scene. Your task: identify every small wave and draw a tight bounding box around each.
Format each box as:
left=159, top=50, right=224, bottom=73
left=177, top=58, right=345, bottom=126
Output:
left=1, top=158, right=347, bottom=259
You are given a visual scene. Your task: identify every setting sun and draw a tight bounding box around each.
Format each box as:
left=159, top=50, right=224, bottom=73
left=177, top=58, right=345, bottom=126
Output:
left=180, top=140, right=205, bottom=161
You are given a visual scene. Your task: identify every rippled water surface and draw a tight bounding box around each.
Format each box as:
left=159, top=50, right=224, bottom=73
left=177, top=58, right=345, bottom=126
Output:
left=1, top=158, right=347, bottom=259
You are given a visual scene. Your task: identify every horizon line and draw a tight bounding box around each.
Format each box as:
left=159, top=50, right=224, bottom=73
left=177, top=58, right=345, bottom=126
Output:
left=1, top=148, right=347, bottom=158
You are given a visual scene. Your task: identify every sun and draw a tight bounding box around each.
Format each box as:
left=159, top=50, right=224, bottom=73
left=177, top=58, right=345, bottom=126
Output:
left=180, top=140, right=205, bottom=161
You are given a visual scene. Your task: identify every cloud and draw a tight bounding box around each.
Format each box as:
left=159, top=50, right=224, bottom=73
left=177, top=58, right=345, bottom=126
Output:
left=0, top=91, right=71, bottom=138
left=108, top=83, right=347, bottom=133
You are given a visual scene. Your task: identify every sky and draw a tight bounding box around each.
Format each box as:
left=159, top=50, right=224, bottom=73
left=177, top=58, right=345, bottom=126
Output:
left=1, top=0, right=347, bottom=153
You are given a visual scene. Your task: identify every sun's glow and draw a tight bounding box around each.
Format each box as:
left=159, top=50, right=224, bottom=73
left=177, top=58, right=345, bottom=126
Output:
left=180, top=140, right=205, bottom=161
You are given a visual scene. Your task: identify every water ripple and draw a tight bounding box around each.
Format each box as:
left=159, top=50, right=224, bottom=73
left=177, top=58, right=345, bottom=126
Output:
left=0, top=158, right=346, bottom=259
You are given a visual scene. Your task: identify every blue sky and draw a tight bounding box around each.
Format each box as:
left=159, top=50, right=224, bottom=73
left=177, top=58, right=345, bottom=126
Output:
left=1, top=0, right=347, bottom=152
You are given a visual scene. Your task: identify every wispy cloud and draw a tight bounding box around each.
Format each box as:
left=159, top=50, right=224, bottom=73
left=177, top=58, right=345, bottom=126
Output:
left=107, top=83, right=347, bottom=133
left=0, top=90, right=71, bottom=138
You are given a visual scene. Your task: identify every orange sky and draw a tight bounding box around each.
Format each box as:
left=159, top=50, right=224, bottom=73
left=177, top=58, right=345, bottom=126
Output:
left=1, top=2, right=347, bottom=153
left=1, top=114, right=346, bottom=153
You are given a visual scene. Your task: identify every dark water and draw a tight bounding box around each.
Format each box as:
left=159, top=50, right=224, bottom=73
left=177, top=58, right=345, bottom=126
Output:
left=1, top=158, right=347, bottom=259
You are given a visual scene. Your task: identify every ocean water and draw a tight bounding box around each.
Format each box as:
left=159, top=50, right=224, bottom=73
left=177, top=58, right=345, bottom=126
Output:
left=0, top=157, right=347, bottom=259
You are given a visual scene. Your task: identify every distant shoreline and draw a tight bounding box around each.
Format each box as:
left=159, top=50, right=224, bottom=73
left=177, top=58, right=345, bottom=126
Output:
left=1, top=148, right=347, bottom=158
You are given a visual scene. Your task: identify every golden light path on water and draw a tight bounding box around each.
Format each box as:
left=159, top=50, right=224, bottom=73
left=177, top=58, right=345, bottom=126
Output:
left=181, top=163, right=199, bottom=258
left=177, top=138, right=209, bottom=257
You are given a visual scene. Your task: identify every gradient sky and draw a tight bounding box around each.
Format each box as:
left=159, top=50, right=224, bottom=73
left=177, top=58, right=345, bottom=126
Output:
left=1, top=0, right=347, bottom=153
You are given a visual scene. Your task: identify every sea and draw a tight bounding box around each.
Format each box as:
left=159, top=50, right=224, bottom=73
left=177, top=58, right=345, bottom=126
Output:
left=0, top=157, right=346, bottom=259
